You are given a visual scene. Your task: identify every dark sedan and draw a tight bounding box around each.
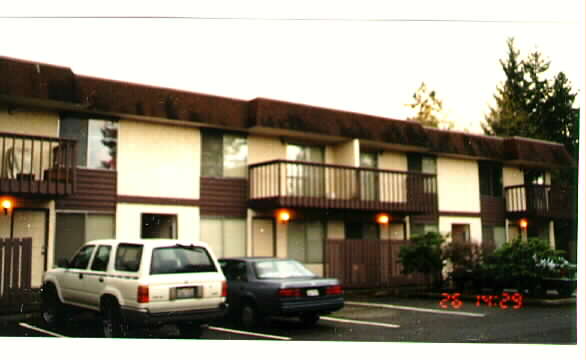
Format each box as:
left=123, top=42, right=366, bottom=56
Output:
left=218, top=257, right=344, bottom=328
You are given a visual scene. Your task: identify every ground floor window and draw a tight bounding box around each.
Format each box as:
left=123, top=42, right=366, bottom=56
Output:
left=288, top=221, right=324, bottom=264
left=482, top=225, right=506, bottom=253
left=344, top=221, right=379, bottom=240
left=200, top=218, right=246, bottom=258
left=410, top=223, right=438, bottom=238
left=141, top=213, right=177, bottom=239
left=54, top=213, right=115, bottom=265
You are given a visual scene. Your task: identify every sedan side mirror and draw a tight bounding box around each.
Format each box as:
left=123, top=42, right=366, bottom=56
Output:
left=57, top=258, right=69, bottom=268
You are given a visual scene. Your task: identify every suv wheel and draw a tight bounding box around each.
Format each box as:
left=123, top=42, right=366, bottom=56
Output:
left=300, top=313, right=320, bottom=327
left=102, top=301, right=127, bottom=338
left=41, top=285, right=65, bottom=329
left=177, top=322, right=204, bottom=338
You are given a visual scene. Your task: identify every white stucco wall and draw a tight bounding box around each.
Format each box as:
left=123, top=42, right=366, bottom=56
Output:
left=327, top=220, right=345, bottom=239
left=503, top=167, right=524, bottom=187
left=117, top=120, right=200, bottom=199
left=379, top=151, right=408, bottom=172
left=0, top=105, right=59, bottom=137
left=437, top=157, right=480, bottom=212
left=116, top=203, right=200, bottom=242
left=331, top=140, right=359, bottom=167
left=248, top=135, right=286, bottom=164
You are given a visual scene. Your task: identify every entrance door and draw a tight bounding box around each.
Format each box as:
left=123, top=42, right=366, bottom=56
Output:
left=12, top=210, right=47, bottom=288
left=252, top=219, right=274, bottom=257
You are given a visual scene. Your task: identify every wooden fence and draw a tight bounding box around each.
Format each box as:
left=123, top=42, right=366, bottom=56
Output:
left=325, top=239, right=425, bottom=289
left=0, top=237, right=33, bottom=305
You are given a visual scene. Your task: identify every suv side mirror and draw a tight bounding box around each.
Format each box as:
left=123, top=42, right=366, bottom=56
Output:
left=57, top=258, right=69, bottom=268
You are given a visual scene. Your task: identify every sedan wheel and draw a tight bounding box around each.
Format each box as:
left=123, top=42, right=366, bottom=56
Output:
left=300, top=313, right=320, bottom=327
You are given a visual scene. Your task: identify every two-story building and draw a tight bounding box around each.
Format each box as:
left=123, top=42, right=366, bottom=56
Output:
left=0, top=56, right=576, bottom=301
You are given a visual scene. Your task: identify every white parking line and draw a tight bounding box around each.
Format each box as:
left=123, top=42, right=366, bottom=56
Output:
left=18, top=322, right=68, bottom=338
left=207, top=326, right=292, bottom=340
left=321, top=316, right=400, bottom=328
left=345, top=301, right=486, bottom=317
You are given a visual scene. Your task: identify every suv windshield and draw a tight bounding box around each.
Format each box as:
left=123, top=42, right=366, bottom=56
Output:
left=150, top=245, right=217, bottom=274
left=254, top=259, right=315, bottom=279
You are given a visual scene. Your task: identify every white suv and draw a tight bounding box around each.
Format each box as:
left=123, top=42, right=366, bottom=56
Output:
left=41, top=239, right=227, bottom=338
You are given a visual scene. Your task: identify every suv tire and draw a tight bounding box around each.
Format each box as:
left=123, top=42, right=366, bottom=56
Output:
left=41, top=284, right=66, bottom=329
left=102, top=300, right=127, bottom=338
left=240, top=302, right=263, bottom=329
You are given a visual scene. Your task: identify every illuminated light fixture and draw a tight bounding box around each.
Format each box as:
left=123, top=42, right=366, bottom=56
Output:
left=277, top=209, right=291, bottom=223
left=2, top=199, right=12, bottom=215
left=519, top=218, right=528, bottom=229
left=376, top=213, right=390, bottom=225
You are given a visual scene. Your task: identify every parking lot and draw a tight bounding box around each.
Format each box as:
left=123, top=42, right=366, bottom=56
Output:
left=1, top=295, right=576, bottom=344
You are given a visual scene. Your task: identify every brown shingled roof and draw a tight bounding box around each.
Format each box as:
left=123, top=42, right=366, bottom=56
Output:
left=0, top=55, right=575, bottom=169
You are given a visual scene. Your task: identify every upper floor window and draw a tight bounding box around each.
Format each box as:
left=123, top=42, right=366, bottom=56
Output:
left=524, top=169, right=547, bottom=185
left=60, top=116, right=118, bottom=170
left=407, top=153, right=436, bottom=174
left=286, top=143, right=324, bottom=163
left=360, top=152, right=378, bottom=168
left=478, top=161, right=503, bottom=197
left=201, top=131, right=248, bottom=177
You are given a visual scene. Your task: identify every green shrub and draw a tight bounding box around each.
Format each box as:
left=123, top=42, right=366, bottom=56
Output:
left=398, top=232, right=446, bottom=287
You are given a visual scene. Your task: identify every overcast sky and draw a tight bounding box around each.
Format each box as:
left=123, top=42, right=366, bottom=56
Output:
left=1, top=1, right=583, bottom=134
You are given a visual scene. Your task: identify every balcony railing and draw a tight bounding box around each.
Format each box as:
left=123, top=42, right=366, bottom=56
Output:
left=249, top=160, right=438, bottom=213
left=0, top=132, right=77, bottom=196
left=505, top=184, right=576, bottom=219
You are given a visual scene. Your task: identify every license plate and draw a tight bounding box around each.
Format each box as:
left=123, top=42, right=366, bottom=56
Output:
left=306, top=289, right=319, bottom=297
left=174, top=286, right=198, bottom=299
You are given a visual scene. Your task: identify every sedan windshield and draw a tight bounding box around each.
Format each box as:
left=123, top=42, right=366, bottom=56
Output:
left=254, top=259, right=315, bottom=279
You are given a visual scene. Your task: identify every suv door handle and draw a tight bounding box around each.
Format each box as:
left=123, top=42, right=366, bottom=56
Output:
left=79, top=273, right=84, bottom=279
left=99, top=278, right=104, bottom=283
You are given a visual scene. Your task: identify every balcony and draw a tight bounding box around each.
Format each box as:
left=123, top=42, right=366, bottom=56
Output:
left=249, top=160, right=438, bottom=213
left=505, top=184, right=576, bottom=220
left=0, top=132, right=76, bottom=197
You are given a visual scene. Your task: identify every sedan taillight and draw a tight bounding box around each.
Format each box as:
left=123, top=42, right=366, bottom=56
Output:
left=278, top=288, right=302, bottom=297
left=325, top=285, right=343, bottom=295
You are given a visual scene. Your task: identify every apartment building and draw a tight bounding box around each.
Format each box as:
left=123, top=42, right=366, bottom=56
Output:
left=0, top=56, right=576, bottom=298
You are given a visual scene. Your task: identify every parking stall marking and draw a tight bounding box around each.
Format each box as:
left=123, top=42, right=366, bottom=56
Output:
left=207, top=326, right=292, bottom=340
left=345, top=301, right=486, bottom=317
left=18, top=322, right=68, bottom=338
left=320, top=316, right=400, bottom=328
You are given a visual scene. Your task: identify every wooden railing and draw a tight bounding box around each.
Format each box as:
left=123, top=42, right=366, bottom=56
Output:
left=505, top=184, right=576, bottom=219
left=249, top=160, right=438, bottom=213
left=0, top=132, right=77, bottom=196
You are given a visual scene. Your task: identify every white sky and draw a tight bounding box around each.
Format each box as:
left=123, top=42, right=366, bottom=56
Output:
left=1, top=1, right=583, bottom=134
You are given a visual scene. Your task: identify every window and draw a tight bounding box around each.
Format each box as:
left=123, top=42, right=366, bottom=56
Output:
left=524, top=169, right=547, bottom=185
left=478, top=161, right=503, bottom=197
left=410, top=223, right=439, bottom=237
left=150, top=245, right=217, bottom=274
left=141, top=214, right=177, bottom=239
left=200, top=218, right=246, bottom=258
left=69, top=245, right=95, bottom=269
left=288, top=221, right=324, bottom=264
left=201, top=131, right=248, bottom=177
left=286, top=143, right=324, bottom=196
left=360, top=152, right=379, bottom=201
left=407, top=153, right=436, bottom=193
left=452, top=224, right=471, bottom=244
left=59, top=116, right=118, bottom=170
left=115, top=244, right=143, bottom=272
left=90, top=245, right=112, bottom=272
left=54, top=213, right=115, bottom=266
left=345, top=221, right=379, bottom=240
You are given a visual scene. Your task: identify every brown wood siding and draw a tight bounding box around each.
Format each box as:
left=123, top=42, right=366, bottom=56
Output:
left=480, top=195, right=506, bottom=226
left=200, top=177, right=248, bottom=217
left=56, top=169, right=116, bottom=211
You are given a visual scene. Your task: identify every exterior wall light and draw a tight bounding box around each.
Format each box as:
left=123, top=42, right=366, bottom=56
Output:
left=519, top=218, right=528, bottom=229
left=376, top=213, right=390, bottom=225
left=277, top=209, right=291, bottom=223
left=2, top=199, right=12, bottom=215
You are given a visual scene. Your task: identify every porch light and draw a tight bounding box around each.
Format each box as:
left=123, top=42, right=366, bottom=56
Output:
left=519, top=218, right=528, bottom=229
left=376, top=213, right=390, bottom=225
left=277, top=209, right=291, bottom=223
left=2, top=199, right=12, bottom=215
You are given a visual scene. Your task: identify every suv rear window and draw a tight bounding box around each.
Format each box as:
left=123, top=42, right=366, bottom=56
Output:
left=150, top=245, right=218, bottom=274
